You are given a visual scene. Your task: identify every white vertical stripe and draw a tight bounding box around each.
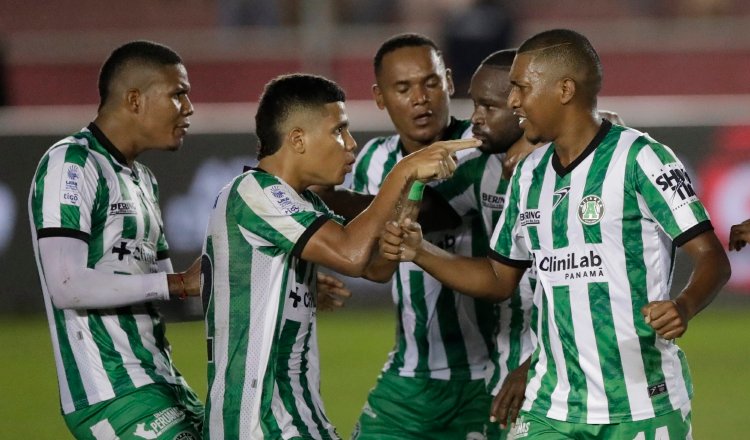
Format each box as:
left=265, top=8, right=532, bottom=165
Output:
left=604, top=136, right=655, bottom=420
left=241, top=254, right=286, bottom=439
left=207, top=189, right=230, bottom=439
left=64, top=310, right=116, bottom=405
left=133, top=310, right=176, bottom=384
left=271, top=384, right=301, bottom=438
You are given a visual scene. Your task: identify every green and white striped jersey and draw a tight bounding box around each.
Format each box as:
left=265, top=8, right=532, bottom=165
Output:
left=434, top=150, right=536, bottom=395
left=490, top=121, right=711, bottom=423
left=29, top=124, right=187, bottom=415
left=352, top=118, right=495, bottom=381
left=203, top=169, right=342, bottom=440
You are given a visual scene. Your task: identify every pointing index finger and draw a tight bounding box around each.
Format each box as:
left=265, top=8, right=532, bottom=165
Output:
left=441, top=138, right=482, bottom=153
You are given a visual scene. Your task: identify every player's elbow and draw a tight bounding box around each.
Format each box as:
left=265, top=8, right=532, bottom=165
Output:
left=47, top=282, right=84, bottom=310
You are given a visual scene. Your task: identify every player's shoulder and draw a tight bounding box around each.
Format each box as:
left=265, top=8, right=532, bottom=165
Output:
left=43, top=129, right=94, bottom=160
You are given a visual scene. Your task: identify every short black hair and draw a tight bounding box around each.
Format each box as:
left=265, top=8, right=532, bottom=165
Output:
left=517, top=29, right=602, bottom=105
left=373, top=33, right=443, bottom=78
left=479, top=48, right=517, bottom=70
left=98, top=40, right=182, bottom=109
left=255, top=73, right=346, bottom=160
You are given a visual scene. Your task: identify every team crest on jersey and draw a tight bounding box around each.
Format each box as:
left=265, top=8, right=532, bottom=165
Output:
left=578, top=195, right=604, bottom=225
left=264, top=184, right=301, bottom=215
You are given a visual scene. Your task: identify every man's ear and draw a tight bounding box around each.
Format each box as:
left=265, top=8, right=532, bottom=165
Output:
left=126, top=88, right=141, bottom=113
left=560, top=78, right=575, bottom=105
left=445, top=68, right=455, bottom=97
left=289, top=127, right=305, bottom=154
left=373, top=84, right=385, bottom=110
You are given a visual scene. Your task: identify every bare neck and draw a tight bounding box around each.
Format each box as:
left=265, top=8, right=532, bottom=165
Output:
left=552, top=112, right=602, bottom=168
left=258, top=153, right=306, bottom=194
left=93, top=114, right=139, bottom=166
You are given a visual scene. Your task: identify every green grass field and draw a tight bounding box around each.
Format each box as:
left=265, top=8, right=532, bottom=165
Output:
left=1, top=307, right=748, bottom=439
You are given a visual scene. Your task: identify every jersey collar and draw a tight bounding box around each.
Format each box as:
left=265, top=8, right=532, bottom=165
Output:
left=551, top=119, right=612, bottom=177
left=87, top=122, right=129, bottom=167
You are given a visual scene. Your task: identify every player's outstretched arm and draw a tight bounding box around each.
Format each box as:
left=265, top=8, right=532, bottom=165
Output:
left=380, top=218, right=523, bottom=301
left=302, top=139, right=480, bottom=277
left=641, top=230, right=730, bottom=339
left=39, top=237, right=198, bottom=310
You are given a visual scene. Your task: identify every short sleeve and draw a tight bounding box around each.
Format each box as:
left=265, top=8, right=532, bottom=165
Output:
left=31, top=143, right=100, bottom=242
left=231, top=173, right=329, bottom=255
left=631, top=141, right=712, bottom=246
left=488, top=164, right=532, bottom=268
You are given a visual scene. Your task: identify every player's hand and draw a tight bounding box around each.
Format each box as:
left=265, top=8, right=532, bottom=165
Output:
left=490, top=360, right=530, bottom=429
left=641, top=299, right=689, bottom=340
left=404, top=138, right=481, bottom=181
left=728, top=219, right=750, bottom=251
left=598, top=109, right=625, bottom=126
left=316, top=272, right=352, bottom=311
left=380, top=218, right=423, bottom=262
left=502, top=138, right=538, bottom=180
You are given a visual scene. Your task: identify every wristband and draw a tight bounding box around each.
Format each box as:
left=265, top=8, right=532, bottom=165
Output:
left=408, top=181, right=426, bottom=201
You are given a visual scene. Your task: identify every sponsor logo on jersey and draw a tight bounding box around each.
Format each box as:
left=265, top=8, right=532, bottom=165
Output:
left=510, top=415, right=530, bottom=438
left=481, top=192, right=505, bottom=210
left=60, top=164, right=83, bottom=206
left=64, top=164, right=81, bottom=191
left=578, top=195, right=604, bottom=225
left=520, top=210, right=541, bottom=226
left=648, top=382, right=668, bottom=398
left=109, top=202, right=138, bottom=215
left=653, top=163, right=697, bottom=207
left=264, top=184, right=301, bottom=215
left=133, top=407, right=186, bottom=439
left=173, top=432, right=197, bottom=440
left=552, top=186, right=571, bottom=210
left=537, top=250, right=605, bottom=280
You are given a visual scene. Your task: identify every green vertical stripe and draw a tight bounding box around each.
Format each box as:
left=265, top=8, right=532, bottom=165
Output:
left=32, top=155, right=50, bottom=229
left=116, top=310, right=161, bottom=383
left=588, top=282, right=629, bottom=418
left=53, top=308, right=89, bottom=409
left=275, top=320, right=314, bottom=439
left=527, top=148, right=554, bottom=251
left=435, top=287, right=470, bottom=381
left=222, top=194, right=254, bottom=438
left=202, top=238, right=216, bottom=434
left=551, top=285, right=588, bottom=421
left=379, top=145, right=402, bottom=189
left=623, top=145, right=672, bottom=411
left=87, top=313, right=136, bottom=394
left=552, top=174, right=571, bottom=249
left=116, top=174, right=137, bottom=239
left=581, top=131, right=618, bottom=244
left=388, top=273, right=408, bottom=373
left=409, top=270, right=430, bottom=376
left=506, top=287, right=525, bottom=371
left=87, top=172, right=109, bottom=268
left=297, top=320, right=333, bottom=439
left=530, top=292, right=556, bottom=415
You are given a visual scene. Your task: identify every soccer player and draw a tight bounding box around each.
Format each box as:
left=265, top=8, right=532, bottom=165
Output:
left=339, top=34, right=502, bottom=440
left=29, top=41, right=204, bottom=439
left=200, top=73, right=478, bottom=440
left=381, top=29, right=730, bottom=439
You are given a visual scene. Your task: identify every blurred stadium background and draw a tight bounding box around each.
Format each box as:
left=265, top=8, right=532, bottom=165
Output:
left=1, top=0, right=749, bottom=438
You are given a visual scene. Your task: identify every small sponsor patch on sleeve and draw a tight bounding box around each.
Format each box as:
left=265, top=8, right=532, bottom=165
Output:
left=263, top=184, right=302, bottom=215
left=59, top=164, right=83, bottom=206
left=650, top=163, right=698, bottom=210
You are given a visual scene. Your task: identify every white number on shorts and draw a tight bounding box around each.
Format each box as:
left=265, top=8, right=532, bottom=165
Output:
left=633, top=426, right=669, bottom=440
